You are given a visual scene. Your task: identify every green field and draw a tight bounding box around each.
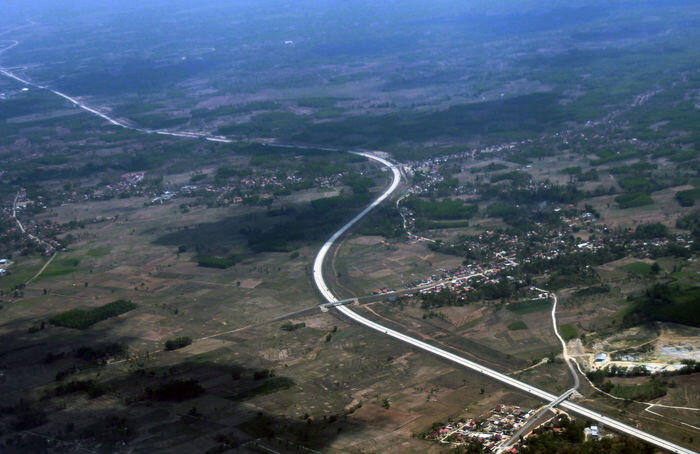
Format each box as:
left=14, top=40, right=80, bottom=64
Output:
left=0, top=260, right=44, bottom=291
left=615, top=192, right=654, bottom=209
left=623, top=262, right=653, bottom=275
left=607, top=379, right=667, bottom=401
left=86, top=246, right=112, bottom=258
left=41, top=257, right=80, bottom=279
left=559, top=324, right=578, bottom=341
left=506, top=299, right=551, bottom=315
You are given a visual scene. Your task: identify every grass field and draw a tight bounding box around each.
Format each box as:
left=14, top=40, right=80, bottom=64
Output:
left=40, top=257, right=80, bottom=279
left=86, top=246, right=112, bottom=258
left=0, top=258, right=45, bottom=291
left=506, top=298, right=551, bottom=315
left=559, top=324, right=578, bottom=341
left=623, top=262, right=653, bottom=275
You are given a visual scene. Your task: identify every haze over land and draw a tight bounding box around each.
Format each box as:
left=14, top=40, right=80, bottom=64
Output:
left=0, top=1, right=698, bottom=453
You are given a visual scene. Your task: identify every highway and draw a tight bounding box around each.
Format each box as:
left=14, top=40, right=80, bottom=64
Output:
left=0, top=41, right=695, bottom=453
left=311, top=153, right=696, bottom=454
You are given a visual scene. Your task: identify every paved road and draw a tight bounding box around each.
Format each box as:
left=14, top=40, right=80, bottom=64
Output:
left=312, top=153, right=695, bottom=454
left=0, top=45, right=694, bottom=454
left=543, top=288, right=580, bottom=391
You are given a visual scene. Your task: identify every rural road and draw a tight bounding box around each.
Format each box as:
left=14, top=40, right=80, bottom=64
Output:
left=0, top=40, right=695, bottom=454
left=545, top=289, right=581, bottom=391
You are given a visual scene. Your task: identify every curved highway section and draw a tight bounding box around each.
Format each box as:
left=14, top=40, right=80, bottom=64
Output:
left=312, top=153, right=695, bottom=454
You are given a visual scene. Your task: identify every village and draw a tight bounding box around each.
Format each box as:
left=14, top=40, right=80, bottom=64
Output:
left=426, top=403, right=611, bottom=453
left=0, top=166, right=354, bottom=260
left=425, top=404, right=535, bottom=451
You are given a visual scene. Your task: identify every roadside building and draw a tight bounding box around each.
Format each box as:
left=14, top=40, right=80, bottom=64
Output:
left=584, top=425, right=599, bottom=440
left=593, top=353, right=608, bottom=367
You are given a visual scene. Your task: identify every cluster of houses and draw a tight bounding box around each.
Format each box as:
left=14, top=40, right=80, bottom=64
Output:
left=4, top=194, right=60, bottom=255
left=414, top=266, right=506, bottom=296
left=394, top=134, right=694, bottom=278
left=406, top=206, right=689, bottom=296
left=401, top=164, right=445, bottom=194
left=313, top=172, right=344, bottom=189
left=97, top=171, right=146, bottom=200
left=427, top=403, right=610, bottom=452
left=623, top=235, right=688, bottom=257
left=121, top=171, right=145, bottom=185
left=136, top=169, right=347, bottom=207
left=471, top=212, right=598, bottom=262
left=16, top=222, right=60, bottom=255
left=372, top=257, right=523, bottom=298
left=64, top=163, right=348, bottom=208
left=222, top=170, right=341, bottom=192
left=402, top=138, right=535, bottom=177
left=426, top=404, right=534, bottom=452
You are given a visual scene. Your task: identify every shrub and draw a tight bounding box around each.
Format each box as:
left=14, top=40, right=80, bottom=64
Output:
left=675, top=188, right=700, bottom=207
left=507, top=321, right=528, bottom=330
left=253, top=369, right=273, bottom=380
left=634, top=222, right=670, bottom=239
left=164, top=336, right=192, bottom=350
left=280, top=321, right=305, bottom=331
left=197, top=255, right=240, bottom=269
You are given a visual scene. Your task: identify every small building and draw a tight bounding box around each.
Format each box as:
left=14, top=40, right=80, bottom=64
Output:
left=0, top=268, right=6, bottom=276
left=0, top=258, right=8, bottom=264
left=584, top=425, right=599, bottom=440
left=594, top=353, right=608, bottom=364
